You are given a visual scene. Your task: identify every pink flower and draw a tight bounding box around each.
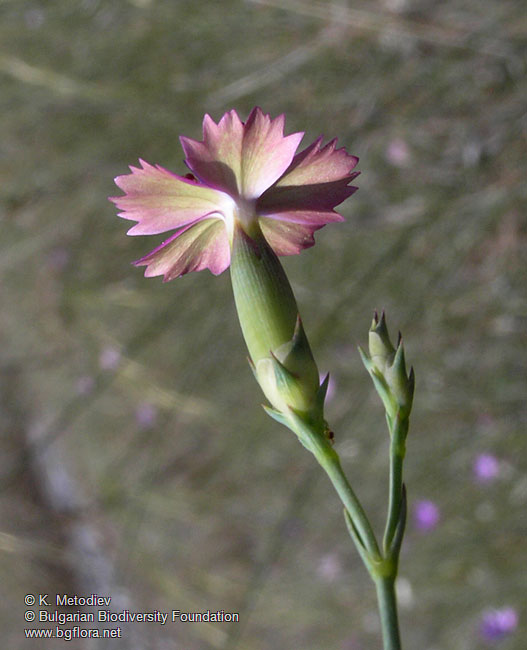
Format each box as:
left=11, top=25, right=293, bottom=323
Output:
left=110, top=107, right=359, bottom=281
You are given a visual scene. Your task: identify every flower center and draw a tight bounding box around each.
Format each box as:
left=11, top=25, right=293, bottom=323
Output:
left=217, top=195, right=258, bottom=249
left=234, top=197, right=259, bottom=237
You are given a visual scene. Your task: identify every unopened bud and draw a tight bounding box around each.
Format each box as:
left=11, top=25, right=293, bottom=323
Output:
left=368, top=311, right=396, bottom=374
left=360, top=311, right=415, bottom=422
left=384, top=339, right=414, bottom=417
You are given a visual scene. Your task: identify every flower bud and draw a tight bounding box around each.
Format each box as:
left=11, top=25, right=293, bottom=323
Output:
left=384, top=338, right=414, bottom=417
left=360, top=311, right=414, bottom=422
left=230, top=223, right=322, bottom=420
left=368, top=311, right=396, bottom=374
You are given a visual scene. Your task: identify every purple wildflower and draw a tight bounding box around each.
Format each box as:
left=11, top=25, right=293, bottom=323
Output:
left=385, top=138, right=410, bottom=167
left=473, top=453, right=500, bottom=483
left=135, top=402, right=158, bottom=429
left=413, top=499, right=440, bottom=531
left=480, top=607, right=518, bottom=642
left=99, top=345, right=121, bottom=371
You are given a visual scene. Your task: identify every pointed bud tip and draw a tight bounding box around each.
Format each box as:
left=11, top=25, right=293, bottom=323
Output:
left=371, top=309, right=387, bottom=331
left=408, top=366, right=415, bottom=395
left=392, top=341, right=406, bottom=371
left=291, top=313, right=303, bottom=344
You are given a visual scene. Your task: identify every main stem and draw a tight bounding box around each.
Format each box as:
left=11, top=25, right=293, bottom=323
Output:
left=375, top=576, right=402, bottom=650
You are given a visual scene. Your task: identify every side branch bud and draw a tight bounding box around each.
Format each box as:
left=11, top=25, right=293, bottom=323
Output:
left=359, top=311, right=415, bottom=425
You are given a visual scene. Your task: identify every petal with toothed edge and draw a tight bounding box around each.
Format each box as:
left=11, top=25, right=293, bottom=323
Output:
left=279, top=137, right=359, bottom=186
left=181, top=108, right=303, bottom=200
left=110, top=159, right=233, bottom=236
left=257, top=138, right=359, bottom=220
left=134, top=218, right=230, bottom=280
left=259, top=218, right=319, bottom=256
left=239, top=107, right=304, bottom=198
left=180, top=111, right=244, bottom=197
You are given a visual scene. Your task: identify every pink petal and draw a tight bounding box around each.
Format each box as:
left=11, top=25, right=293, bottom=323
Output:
left=259, top=218, right=318, bottom=256
left=258, top=181, right=357, bottom=221
left=180, top=108, right=304, bottom=200
left=134, top=218, right=230, bottom=280
left=239, top=107, right=304, bottom=198
left=257, top=137, right=359, bottom=222
left=110, top=159, right=233, bottom=236
left=180, top=111, right=245, bottom=197
left=279, top=137, right=359, bottom=185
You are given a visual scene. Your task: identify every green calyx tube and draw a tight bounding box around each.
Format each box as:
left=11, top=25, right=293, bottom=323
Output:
left=229, top=222, right=322, bottom=422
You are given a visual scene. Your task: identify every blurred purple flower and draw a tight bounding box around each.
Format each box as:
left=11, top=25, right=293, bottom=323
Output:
left=99, top=345, right=121, bottom=371
left=474, top=453, right=500, bottom=484
left=413, top=499, right=440, bottom=531
left=480, top=607, right=518, bottom=642
left=317, top=552, right=341, bottom=582
left=385, top=138, right=410, bottom=167
left=135, top=402, right=158, bottom=429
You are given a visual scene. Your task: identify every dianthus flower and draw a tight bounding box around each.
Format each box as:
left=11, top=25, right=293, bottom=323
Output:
left=111, top=108, right=359, bottom=421
left=110, top=107, right=358, bottom=280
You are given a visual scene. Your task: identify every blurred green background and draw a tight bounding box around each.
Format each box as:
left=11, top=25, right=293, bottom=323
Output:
left=1, top=1, right=525, bottom=648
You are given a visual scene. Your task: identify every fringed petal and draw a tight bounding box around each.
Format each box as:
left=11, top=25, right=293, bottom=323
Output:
left=257, top=137, right=359, bottom=221
left=134, top=218, right=230, bottom=280
left=181, top=107, right=303, bottom=200
left=180, top=111, right=244, bottom=197
left=110, top=159, right=233, bottom=235
left=278, top=137, right=359, bottom=186
left=239, top=107, right=303, bottom=199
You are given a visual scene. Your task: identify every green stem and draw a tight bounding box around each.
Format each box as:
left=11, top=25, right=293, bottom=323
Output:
left=383, top=413, right=408, bottom=553
left=286, top=414, right=404, bottom=650
left=375, top=576, right=402, bottom=650
left=312, top=440, right=381, bottom=560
